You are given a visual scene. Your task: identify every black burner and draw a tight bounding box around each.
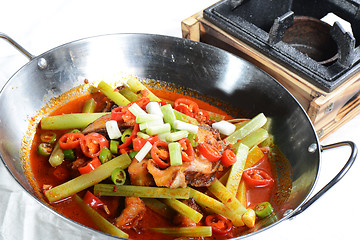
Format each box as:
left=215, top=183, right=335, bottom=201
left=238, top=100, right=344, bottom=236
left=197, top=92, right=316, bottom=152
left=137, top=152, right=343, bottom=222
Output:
left=203, top=0, right=360, bottom=92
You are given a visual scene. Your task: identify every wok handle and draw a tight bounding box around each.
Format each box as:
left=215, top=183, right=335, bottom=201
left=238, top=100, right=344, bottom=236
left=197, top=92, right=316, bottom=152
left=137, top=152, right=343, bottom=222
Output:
left=289, top=141, right=357, bottom=219
left=0, top=32, right=34, bottom=60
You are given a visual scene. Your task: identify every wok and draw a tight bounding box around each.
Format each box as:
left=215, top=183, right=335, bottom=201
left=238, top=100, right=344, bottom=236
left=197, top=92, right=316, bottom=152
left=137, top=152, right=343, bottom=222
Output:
left=0, top=33, right=357, bottom=239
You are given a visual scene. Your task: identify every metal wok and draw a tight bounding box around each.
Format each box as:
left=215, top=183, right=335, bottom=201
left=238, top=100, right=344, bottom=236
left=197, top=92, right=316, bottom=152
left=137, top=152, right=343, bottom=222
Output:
left=0, top=33, right=356, bottom=239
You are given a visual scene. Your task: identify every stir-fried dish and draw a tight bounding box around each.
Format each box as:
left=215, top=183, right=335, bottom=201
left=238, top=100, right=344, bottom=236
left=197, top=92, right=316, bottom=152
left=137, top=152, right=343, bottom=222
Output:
left=30, top=77, right=279, bottom=239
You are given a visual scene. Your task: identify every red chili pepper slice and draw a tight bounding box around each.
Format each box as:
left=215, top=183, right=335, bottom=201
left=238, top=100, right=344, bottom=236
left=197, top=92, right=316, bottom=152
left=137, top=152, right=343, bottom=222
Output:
left=220, top=149, right=237, bottom=167
left=151, top=141, right=170, bottom=169
left=111, top=106, right=125, bottom=122
left=132, top=135, right=159, bottom=151
left=83, top=190, right=104, bottom=208
left=242, top=169, right=274, bottom=188
left=118, top=123, right=139, bottom=149
left=78, top=157, right=102, bottom=174
left=178, top=138, right=194, bottom=162
left=174, top=98, right=199, bottom=118
left=52, top=166, right=70, bottom=182
left=58, top=132, right=84, bottom=150
left=196, top=110, right=210, bottom=123
left=198, top=143, right=222, bottom=162
left=80, top=133, right=109, bottom=158
left=205, top=214, right=233, bottom=235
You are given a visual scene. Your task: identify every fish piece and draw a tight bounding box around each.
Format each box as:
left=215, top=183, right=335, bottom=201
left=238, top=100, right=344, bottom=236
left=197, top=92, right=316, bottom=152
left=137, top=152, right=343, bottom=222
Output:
left=147, top=160, right=187, bottom=188
left=82, top=113, right=135, bottom=135
left=115, top=197, right=146, bottom=230
left=128, top=158, right=155, bottom=186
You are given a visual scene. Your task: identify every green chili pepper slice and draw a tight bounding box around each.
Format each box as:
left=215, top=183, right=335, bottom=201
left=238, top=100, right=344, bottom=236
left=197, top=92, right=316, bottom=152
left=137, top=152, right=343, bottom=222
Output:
left=111, top=168, right=126, bottom=185
left=121, top=128, right=133, bottom=143
left=62, top=149, right=75, bottom=160
left=99, top=146, right=112, bottom=163
left=110, top=140, right=119, bottom=154
left=70, top=129, right=81, bottom=133
left=40, top=132, right=57, bottom=143
left=187, top=133, right=198, bottom=147
left=254, top=202, right=274, bottom=219
left=128, top=151, right=139, bottom=159
left=38, top=143, right=53, bottom=156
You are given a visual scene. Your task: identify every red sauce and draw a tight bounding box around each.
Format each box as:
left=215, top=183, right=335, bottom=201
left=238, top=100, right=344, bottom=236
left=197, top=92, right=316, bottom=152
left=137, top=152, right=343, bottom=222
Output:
left=30, top=89, right=278, bottom=240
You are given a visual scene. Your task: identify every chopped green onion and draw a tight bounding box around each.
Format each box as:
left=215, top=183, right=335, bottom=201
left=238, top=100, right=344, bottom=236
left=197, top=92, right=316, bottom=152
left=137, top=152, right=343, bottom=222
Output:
left=161, top=104, right=177, bottom=127
left=37, top=143, right=52, bottom=156
left=187, top=134, right=198, bottom=147
left=111, top=168, right=126, bottom=185
left=40, top=132, right=57, bottom=143
left=105, top=120, right=122, bottom=139
left=121, top=128, right=133, bottom=143
left=134, top=141, right=152, bottom=162
left=212, top=120, right=236, bottom=135
left=97, top=81, right=130, bottom=106
left=137, top=131, right=150, bottom=139
left=254, top=202, right=274, bottom=219
left=169, top=142, right=182, bottom=166
left=139, top=119, right=164, bottom=131
left=166, top=130, right=189, bottom=142
left=146, top=101, right=163, bottom=117
left=146, top=123, right=171, bottom=136
left=158, top=132, right=171, bottom=142
left=150, top=226, right=212, bottom=237
left=82, top=98, right=96, bottom=113
left=48, top=143, right=64, bottom=167
left=136, top=114, right=163, bottom=124
left=173, top=120, right=198, bottom=134
left=62, top=149, right=75, bottom=160
left=128, top=103, right=147, bottom=117
left=110, top=140, right=119, bottom=154
left=99, top=146, right=112, bottom=163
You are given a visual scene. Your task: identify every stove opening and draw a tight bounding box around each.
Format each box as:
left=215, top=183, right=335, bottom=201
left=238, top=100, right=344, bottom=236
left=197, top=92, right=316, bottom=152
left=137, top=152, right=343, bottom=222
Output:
left=282, top=16, right=338, bottom=65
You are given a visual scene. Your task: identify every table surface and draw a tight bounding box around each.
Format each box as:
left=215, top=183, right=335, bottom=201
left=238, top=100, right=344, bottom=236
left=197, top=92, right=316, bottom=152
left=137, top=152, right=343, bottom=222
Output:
left=0, top=1, right=359, bottom=240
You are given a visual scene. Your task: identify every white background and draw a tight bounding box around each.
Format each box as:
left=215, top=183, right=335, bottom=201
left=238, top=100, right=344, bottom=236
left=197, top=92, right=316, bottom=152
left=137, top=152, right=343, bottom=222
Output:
left=0, top=1, right=359, bottom=239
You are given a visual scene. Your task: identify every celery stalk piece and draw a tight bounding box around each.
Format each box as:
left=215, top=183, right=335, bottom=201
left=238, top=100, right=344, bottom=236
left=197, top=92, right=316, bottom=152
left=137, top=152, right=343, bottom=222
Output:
left=224, top=113, right=267, bottom=145
left=226, top=143, right=249, bottom=196
left=161, top=104, right=177, bottom=127
left=232, top=128, right=269, bottom=150
left=168, top=142, right=182, bottom=166
left=208, top=179, right=247, bottom=216
left=166, top=130, right=189, bottom=142
left=244, top=145, right=264, bottom=169
left=173, top=109, right=199, bottom=125
left=74, top=195, right=129, bottom=238
left=142, top=198, right=176, bottom=219
left=190, top=188, right=244, bottom=226
left=48, top=143, right=64, bottom=167
left=41, top=113, right=109, bottom=130
left=126, top=76, right=161, bottom=101
left=45, top=153, right=131, bottom=202
left=162, top=198, right=203, bottom=223
left=146, top=123, right=171, bottom=136
left=94, top=184, right=190, bottom=199
left=236, top=180, right=247, bottom=206
left=82, top=98, right=96, bottom=113
left=150, top=226, right=212, bottom=237
left=97, top=81, right=131, bottom=106
left=119, top=86, right=140, bottom=102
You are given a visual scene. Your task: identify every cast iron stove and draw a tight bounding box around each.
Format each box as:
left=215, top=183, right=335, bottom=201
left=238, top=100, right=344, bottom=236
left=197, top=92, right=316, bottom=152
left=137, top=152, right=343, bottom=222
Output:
left=181, top=0, right=360, bottom=139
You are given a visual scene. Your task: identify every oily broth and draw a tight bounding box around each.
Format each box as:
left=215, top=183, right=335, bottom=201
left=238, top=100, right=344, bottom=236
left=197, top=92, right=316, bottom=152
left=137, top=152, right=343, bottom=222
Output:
left=22, top=77, right=292, bottom=239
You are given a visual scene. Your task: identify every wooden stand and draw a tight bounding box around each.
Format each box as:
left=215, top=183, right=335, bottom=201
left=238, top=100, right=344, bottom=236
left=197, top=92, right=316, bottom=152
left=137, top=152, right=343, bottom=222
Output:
left=182, top=11, right=360, bottom=139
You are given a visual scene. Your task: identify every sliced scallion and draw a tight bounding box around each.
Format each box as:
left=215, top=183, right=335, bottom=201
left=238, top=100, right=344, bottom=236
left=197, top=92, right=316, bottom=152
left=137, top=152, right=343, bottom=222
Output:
left=173, top=120, right=198, bottom=134
left=146, top=123, right=171, bottom=136
left=137, top=131, right=150, bottom=139
left=168, top=142, right=182, bottom=166
left=161, top=104, right=176, bottom=127
left=136, top=113, right=163, bottom=124
left=134, top=141, right=152, bottom=162
left=212, top=120, right=236, bottom=136
left=128, top=103, right=147, bottom=118
left=106, top=120, right=122, bottom=140
left=165, top=130, right=189, bottom=142
left=139, top=119, right=164, bottom=131
left=146, top=101, right=163, bottom=117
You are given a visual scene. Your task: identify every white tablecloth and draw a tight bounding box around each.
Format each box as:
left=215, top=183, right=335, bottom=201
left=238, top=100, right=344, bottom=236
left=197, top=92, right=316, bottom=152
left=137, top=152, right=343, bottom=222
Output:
left=0, top=1, right=359, bottom=239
